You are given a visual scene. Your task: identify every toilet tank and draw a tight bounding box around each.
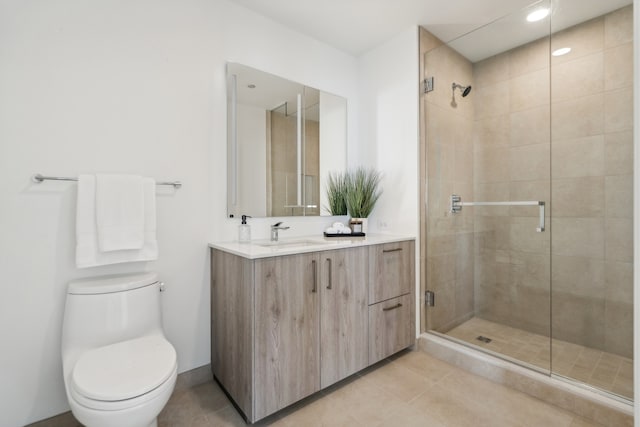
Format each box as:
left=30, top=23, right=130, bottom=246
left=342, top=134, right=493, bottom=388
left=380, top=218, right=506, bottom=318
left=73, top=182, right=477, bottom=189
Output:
left=62, top=272, right=165, bottom=364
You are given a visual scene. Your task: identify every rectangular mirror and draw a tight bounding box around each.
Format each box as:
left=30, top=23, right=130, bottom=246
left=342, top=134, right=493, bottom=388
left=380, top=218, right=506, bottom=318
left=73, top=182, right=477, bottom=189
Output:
left=227, top=63, right=347, bottom=218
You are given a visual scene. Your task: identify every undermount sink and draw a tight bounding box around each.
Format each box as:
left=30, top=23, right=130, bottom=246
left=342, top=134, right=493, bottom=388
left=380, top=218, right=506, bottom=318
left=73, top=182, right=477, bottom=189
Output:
left=257, top=239, right=330, bottom=249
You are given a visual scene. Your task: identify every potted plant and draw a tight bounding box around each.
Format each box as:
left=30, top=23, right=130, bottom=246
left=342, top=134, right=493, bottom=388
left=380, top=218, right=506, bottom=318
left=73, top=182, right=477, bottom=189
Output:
left=344, top=167, right=382, bottom=233
left=325, top=171, right=348, bottom=216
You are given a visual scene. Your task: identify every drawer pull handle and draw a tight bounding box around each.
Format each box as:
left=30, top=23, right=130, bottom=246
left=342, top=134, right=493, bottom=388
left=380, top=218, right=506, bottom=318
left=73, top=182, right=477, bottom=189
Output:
left=383, top=248, right=403, bottom=253
left=312, top=260, right=317, bottom=293
left=326, top=258, right=332, bottom=290
left=383, top=303, right=403, bottom=311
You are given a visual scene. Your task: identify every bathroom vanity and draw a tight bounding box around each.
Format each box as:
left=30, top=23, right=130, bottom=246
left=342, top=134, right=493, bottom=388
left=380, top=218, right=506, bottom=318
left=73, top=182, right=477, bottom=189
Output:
left=209, top=235, right=415, bottom=422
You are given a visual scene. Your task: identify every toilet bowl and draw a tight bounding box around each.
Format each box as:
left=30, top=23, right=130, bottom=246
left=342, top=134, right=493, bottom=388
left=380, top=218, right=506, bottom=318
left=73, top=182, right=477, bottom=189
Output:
left=61, top=272, right=177, bottom=427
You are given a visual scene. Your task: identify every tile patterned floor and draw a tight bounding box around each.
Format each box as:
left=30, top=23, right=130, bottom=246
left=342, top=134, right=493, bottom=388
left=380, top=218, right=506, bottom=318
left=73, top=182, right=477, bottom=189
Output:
left=446, top=317, right=633, bottom=400
left=157, top=350, right=604, bottom=427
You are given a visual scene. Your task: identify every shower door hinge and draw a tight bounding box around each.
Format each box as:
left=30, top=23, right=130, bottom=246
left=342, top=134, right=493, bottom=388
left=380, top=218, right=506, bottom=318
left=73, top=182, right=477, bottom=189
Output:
left=423, top=77, right=434, bottom=93
left=425, top=290, right=435, bottom=307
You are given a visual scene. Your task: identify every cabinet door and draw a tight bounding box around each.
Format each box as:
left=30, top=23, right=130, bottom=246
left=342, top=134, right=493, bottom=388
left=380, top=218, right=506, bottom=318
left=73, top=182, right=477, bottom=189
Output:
left=319, top=247, right=368, bottom=388
left=254, top=253, right=320, bottom=420
left=369, top=241, right=414, bottom=304
left=368, top=294, right=413, bottom=364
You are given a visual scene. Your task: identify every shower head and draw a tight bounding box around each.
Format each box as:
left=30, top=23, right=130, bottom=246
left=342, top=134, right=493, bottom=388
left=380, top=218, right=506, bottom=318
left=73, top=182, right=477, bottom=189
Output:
left=452, top=83, right=472, bottom=97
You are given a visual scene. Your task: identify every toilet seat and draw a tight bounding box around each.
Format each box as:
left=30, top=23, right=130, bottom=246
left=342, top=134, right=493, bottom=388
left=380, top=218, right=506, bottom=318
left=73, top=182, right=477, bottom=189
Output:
left=70, top=334, right=177, bottom=410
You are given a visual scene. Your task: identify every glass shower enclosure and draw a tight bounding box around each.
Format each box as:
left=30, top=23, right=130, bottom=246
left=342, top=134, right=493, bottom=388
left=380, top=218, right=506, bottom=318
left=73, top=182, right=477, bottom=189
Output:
left=421, top=0, right=634, bottom=401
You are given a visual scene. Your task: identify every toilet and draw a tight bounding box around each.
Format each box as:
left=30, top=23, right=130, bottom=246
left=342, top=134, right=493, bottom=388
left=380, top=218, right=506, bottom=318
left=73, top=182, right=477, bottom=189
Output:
left=61, top=272, right=177, bottom=427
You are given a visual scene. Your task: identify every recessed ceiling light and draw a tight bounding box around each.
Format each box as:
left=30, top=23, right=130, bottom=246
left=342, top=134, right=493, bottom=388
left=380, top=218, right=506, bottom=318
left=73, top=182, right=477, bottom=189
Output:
left=526, top=8, right=550, bottom=22
left=552, top=47, right=572, bottom=56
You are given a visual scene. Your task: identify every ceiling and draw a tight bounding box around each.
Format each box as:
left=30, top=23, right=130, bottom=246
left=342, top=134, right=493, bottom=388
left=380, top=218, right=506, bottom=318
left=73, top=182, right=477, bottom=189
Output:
left=227, top=0, right=632, bottom=61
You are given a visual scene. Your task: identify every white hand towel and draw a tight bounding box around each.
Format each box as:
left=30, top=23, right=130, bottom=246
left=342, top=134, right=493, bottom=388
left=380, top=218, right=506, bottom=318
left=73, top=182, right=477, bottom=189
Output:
left=76, top=175, right=158, bottom=268
left=96, top=174, right=144, bottom=251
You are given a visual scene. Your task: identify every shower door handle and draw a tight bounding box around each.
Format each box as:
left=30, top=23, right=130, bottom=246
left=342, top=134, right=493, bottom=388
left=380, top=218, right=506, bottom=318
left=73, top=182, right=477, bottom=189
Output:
left=450, top=195, right=545, bottom=232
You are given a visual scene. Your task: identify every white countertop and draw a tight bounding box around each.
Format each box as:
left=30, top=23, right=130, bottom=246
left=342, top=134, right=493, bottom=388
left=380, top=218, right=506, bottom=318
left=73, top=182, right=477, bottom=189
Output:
left=209, top=233, right=415, bottom=259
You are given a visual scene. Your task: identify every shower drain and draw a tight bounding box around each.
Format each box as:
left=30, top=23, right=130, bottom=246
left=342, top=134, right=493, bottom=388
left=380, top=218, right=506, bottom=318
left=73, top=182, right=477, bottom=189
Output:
left=476, top=335, right=492, bottom=343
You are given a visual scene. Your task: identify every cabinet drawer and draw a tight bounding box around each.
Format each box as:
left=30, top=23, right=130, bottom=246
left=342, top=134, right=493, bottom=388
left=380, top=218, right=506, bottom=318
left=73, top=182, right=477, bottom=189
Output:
left=369, top=240, right=414, bottom=304
left=368, top=294, right=413, bottom=364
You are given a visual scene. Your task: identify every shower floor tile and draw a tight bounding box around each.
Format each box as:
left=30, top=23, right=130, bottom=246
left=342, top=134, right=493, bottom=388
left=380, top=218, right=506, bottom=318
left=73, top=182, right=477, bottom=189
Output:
left=445, top=317, right=633, bottom=400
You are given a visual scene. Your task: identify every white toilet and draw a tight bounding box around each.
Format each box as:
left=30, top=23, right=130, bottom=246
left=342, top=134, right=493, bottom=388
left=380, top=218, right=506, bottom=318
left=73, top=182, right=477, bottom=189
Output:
left=61, top=272, right=177, bottom=427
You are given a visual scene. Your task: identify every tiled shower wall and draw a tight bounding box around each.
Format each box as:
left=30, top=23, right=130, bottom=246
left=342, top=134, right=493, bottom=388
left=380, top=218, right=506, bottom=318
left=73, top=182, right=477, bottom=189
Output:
left=472, top=5, right=633, bottom=358
left=551, top=6, right=633, bottom=358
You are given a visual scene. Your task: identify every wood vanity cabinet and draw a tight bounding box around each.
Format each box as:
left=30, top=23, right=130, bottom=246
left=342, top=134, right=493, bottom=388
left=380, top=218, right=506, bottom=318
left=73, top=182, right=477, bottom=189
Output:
left=318, top=248, right=369, bottom=388
left=210, top=239, right=413, bottom=423
left=368, top=241, right=415, bottom=364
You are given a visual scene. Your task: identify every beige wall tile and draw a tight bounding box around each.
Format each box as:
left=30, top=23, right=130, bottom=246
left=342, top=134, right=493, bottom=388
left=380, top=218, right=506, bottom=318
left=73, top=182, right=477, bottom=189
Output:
left=509, top=216, right=550, bottom=254
left=427, top=254, right=456, bottom=287
left=551, top=177, right=604, bottom=217
left=604, top=87, right=633, bottom=133
left=473, top=51, right=509, bottom=86
left=475, top=146, right=510, bottom=183
left=604, top=43, right=633, bottom=90
left=509, top=37, right=549, bottom=78
left=605, top=218, right=633, bottom=262
left=473, top=115, right=509, bottom=150
left=551, top=218, right=604, bottom=258
left=604, top=300, right=633, bottom=358
left=427, top=141, right=454, bottom=181
left=474, top=182, right=510, bottom=217
left=605, top=174, right=633, bottom=218
left=551, top=255, right=605, bottom=297
left=551, top=17, right=604, bottom=64
left=551, top=135, right=605, bottom=178
left=510, top=251, right=550, bottom=291
left=552, top=292, right=605, bottom=350
left=552, top=93, right=604, bottom=140
left=509, top=143, right=550, bottom=182
left=474, top=81, right=509, bottom=120
left=605, top=260, right=633, bottom=303
left=420, top=27, right=443, bottom=53
left=605, top=130, right=633, bottom=175
left=510, top=69, right=549, bottom=112
left=509, top=105, right=550, bottom=147
left=604, top=5, right=633, bottom=48
left=551, top=52, right=603, bottom=103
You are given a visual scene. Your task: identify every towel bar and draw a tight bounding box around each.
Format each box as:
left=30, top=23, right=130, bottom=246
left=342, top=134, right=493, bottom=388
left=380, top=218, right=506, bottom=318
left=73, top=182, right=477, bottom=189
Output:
left=32, top=174, right=182, bottom=189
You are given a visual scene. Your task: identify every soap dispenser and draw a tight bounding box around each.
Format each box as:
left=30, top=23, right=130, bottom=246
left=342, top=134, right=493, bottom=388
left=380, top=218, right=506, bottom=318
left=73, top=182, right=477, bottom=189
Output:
left=238, top=215, right=252, bottom=243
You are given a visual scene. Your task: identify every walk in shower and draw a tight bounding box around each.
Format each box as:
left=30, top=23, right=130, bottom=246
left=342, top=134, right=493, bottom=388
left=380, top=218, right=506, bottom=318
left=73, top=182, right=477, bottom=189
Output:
left=420, top=0, right=634, bottom=402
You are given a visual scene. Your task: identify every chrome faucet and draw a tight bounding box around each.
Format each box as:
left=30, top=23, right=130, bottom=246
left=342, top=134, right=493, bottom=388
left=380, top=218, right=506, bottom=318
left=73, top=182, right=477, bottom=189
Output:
left=270, top=222, right=290, bottom=242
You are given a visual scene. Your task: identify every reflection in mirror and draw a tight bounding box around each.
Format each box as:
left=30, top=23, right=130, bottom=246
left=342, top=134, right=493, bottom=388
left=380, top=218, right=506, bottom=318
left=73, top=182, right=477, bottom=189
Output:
left=227, top=63, right=347, bottom=218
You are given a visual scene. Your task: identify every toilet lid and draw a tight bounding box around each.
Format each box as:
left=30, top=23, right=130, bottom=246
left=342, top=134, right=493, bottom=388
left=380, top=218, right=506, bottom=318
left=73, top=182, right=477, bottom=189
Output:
left=71, top=335, right=176, bottom=401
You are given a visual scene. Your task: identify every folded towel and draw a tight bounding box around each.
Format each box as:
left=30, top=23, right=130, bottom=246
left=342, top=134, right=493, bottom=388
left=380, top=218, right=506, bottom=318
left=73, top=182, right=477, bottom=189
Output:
left=325, top=226, right=351, bottom=234
left=96, top=174, right=144, bottom=252
left=76, top=175, right=158, bottom=268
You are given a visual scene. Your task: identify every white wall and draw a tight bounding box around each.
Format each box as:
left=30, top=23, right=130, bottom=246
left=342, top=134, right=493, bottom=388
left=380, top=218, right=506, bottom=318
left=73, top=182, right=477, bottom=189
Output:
left=0, top=0, right=358, bottom=425
left=357, top=27, right=419, bottom=236
left=356, top=27, right=421, bottom=335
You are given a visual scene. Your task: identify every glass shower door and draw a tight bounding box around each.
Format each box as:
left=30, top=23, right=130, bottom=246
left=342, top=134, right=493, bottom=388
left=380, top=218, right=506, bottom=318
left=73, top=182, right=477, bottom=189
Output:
left=422, top=1, right=554, bottom=375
